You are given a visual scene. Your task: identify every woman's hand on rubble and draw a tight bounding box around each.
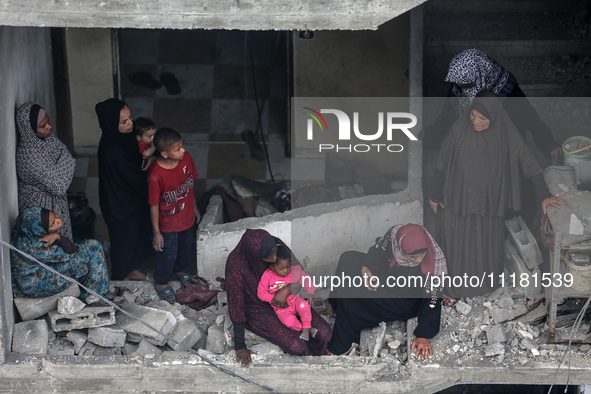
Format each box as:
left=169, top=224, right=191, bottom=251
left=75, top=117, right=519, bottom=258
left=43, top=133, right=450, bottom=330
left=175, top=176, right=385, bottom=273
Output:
left=411, top=338, right=432, bottom=360
left=236, top=348, right=255, bottom=367
left=542, top=197, right=566, bottom=215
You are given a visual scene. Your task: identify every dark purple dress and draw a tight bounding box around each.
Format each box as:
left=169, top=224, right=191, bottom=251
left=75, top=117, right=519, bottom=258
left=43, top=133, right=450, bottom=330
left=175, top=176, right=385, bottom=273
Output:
left=225, top=229, right=332, bottom=355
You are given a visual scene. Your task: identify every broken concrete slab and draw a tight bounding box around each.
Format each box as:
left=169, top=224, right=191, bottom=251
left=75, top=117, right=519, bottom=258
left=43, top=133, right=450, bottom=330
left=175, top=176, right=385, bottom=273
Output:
left=48, top=306, right=116, bottom=332
left=57, top=296, right=86, bottom=315
left=12, top=320, right=49, bottom=356
left=484, top=342, right=505, bottom=357
left=505, top=217, right=543, bottom=269
left=117, top=303, right=177, bottom=346
left=520, top=337, right=539, bottom=351
left=516, top=303, right=547, bottom=325
left=47, top=342, right=76, bottom=356
left=87, top=325, right=127, bottom=348
left=78, top=342, right=97, bottom=356
left=93, top=346, right=122, bottom=356
left=490, top=307, right=515, bottom=324
left=206, top=325, right=227, bottom=354
left=14, top=284, right=80, bottom=321
left=167, top=319, right=202, bottom=352
left=66, top=330, right=87, bottom=355
left=133, top=339, right=163, bottom=357
left=455, top=300, right=472, bottom=316
left=360, top=322, right=388, bottom=357
left=250, top=341, right=284, bottom=356
left=486, top=325, right=506, bottom=344
left=504, top=240, right=543, bottom=296
left=122, top=342, right=139, bottom=356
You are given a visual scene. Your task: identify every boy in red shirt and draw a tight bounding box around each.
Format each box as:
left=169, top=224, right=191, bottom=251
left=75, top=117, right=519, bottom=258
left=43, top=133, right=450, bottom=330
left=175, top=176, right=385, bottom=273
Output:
left=148, top=127, right=201, bottom=303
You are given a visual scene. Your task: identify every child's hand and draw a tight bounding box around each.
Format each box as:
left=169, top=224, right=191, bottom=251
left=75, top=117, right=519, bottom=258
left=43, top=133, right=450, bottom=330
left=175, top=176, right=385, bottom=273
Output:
left=153, top=233, right=164, bottom=251
left=37, top=233, right=60, bottom=247
left=307, top=295, right=314, bottom=306
left=195, top=208, right=201, bottom=224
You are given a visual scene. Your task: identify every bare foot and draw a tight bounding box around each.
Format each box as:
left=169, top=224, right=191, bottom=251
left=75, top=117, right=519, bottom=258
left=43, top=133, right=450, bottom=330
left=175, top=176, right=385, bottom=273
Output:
left=124, top=270, right=147, bottom=281
left=310, top=327, right=318, bottom=338
left=300, top=328, right=310, bottom=341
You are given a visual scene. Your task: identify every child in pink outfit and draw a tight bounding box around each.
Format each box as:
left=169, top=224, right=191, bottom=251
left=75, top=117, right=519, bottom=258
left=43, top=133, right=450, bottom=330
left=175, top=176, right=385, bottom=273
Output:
left=257, top=246, right=318, bottom=341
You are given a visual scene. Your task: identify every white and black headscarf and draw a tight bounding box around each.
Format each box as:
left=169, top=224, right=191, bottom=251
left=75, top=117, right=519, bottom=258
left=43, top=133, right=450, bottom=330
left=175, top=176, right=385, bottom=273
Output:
left=445, top=49, right=517, bottom=117
left=16, top=102, right=76, bottom=241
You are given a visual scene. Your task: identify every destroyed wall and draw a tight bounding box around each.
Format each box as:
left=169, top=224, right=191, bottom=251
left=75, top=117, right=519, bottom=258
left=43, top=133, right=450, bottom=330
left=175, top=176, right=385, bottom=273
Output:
left=197, top=183, right=423, bottom=284
left=0, top=26, right=55, bottom=362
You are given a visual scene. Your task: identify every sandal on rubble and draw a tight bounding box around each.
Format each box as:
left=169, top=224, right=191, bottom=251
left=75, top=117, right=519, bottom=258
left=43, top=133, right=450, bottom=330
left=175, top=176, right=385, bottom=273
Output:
left=177, top=272, right=192, bottom=288
left=442, top=297, right=456, bottom=307
left=110, top=285, right=133, bottom=297
left=86, top=293, right=125, bottom=308
left=156, top=285, right=176, bottom=304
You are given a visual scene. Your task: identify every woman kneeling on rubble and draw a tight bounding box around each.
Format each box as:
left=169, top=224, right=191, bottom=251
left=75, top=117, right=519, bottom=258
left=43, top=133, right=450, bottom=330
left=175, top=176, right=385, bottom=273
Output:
left=327, top=224, right=448, bottom=360
left=10, top=206, right=126, bottom=306
left=226, top=229, right=332, bottom=366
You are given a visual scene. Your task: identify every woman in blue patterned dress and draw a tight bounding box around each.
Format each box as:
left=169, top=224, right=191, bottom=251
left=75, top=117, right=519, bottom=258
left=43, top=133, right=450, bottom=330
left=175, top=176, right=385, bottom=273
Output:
left=11, top=206, right=124, bottom=305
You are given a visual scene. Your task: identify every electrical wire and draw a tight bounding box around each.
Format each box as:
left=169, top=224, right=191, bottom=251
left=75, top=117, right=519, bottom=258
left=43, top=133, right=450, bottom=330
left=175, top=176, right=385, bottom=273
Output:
left=547, top=295, right=591, bottom=394
left=248, top=43, right=275, bottom=184
left=0, top=240, right=280, bottom=393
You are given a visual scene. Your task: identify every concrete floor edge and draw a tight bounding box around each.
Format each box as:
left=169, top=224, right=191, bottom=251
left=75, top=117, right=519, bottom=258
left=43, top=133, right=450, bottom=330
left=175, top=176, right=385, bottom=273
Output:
left=2, top=354, right=591, bottom=392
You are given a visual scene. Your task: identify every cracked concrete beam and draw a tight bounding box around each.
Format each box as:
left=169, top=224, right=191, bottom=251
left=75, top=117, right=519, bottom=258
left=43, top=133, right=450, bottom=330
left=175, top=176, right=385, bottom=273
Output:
left=0, top=0, right=427, bottom=30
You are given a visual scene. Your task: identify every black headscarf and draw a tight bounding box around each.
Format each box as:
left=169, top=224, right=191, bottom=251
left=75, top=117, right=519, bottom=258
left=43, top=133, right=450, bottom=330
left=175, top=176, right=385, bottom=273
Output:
left=95, top=98, right=140, bottom=158
left=96, top=98, right=147, bottom=224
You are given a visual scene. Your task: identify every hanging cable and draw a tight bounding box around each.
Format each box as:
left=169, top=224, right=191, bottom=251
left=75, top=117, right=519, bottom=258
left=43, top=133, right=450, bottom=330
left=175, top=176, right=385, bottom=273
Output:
left=248, top=42, right=275, bottom=183
left=1, top=240, right=279, bottom=393
left=547, top=295, right=591, bottom=394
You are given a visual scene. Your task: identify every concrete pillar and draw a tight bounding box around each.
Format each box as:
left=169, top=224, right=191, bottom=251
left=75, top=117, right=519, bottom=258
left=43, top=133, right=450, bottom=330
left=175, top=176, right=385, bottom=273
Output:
left=0, top=26, right=54, bottom=364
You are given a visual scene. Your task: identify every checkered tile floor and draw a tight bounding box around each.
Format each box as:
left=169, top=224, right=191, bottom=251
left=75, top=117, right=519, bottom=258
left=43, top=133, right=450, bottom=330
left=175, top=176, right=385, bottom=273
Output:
left=70, top=29, right=291, bottom=245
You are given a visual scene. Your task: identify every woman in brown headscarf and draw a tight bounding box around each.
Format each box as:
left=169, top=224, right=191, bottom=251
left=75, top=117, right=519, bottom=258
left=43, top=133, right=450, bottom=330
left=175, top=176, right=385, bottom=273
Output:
left=429, top=91, right=564, bottom=298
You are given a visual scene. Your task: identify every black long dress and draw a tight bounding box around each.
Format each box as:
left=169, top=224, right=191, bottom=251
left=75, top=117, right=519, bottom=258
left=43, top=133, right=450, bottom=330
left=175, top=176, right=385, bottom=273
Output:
left=96, top=98, right=152, bottom=280
left=327, top=246, right=442, bottom=355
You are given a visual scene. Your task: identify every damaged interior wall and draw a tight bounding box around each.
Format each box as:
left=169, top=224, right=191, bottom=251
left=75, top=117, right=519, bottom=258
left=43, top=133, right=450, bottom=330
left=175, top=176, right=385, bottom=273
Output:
left=0, top=26, right=55, bottom=362
left=198, top=192, right=423, bottom=284
left=65, top=29, right=114, bottom=156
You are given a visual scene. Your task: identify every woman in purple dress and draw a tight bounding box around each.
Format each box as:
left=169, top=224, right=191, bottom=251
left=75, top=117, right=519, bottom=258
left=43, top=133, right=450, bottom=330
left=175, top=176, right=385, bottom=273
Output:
left=225, top=229, right=332, bottom=366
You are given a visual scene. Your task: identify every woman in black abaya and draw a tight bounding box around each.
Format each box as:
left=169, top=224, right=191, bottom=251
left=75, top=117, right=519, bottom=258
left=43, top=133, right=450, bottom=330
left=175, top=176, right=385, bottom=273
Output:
left=95, top=98, right=152, bottom=281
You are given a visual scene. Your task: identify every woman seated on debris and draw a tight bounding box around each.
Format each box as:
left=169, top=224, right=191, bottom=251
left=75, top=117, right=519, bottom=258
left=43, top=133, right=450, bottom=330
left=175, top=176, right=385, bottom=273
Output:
left=226, top=229, right=332, bottom=366
left=429, top=91, right=565, bottom=299
left=10, top=206, right=126, bottom=306
left=327, top=224, right=447, bottom=360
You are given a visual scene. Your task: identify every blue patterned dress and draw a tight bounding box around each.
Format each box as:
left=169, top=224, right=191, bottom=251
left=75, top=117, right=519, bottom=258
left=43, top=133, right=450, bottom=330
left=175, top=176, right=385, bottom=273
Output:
left=11, top=207, right=110, bottom=299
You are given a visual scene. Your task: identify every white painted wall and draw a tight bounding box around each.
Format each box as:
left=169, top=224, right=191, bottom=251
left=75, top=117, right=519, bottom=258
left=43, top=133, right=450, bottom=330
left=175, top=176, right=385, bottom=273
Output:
left=0, top=26, right=54, bottom=362
left=197, top=191, right=422, bottom=285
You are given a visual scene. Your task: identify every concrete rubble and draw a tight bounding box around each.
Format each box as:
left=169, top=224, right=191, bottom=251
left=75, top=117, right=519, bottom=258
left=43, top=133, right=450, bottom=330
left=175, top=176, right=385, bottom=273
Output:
left=10, top=275, right=591, bottom=383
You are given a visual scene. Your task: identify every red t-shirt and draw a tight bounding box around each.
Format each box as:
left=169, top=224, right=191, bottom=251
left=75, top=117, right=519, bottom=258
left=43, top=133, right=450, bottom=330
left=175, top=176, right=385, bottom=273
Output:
left=138, top=140, right=151, bottom=154
left=148, top=153, right=198, bottom=233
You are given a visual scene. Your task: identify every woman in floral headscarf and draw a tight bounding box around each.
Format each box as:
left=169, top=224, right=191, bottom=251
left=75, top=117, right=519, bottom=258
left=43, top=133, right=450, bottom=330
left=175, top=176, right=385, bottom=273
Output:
left=16, top=102, right=76, bottom=241
left=11, top=206, right=125, bottom=305
left=225, top=229, right=332, bottom=367
left=327, top=223, right=448, bottom=359
left=423, top=49, right=560, bottom=159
